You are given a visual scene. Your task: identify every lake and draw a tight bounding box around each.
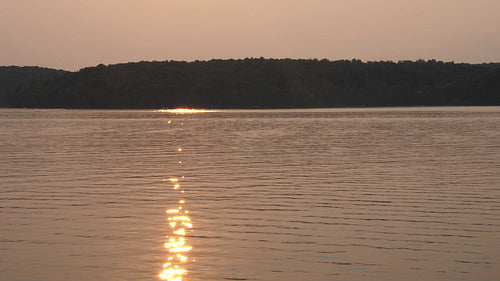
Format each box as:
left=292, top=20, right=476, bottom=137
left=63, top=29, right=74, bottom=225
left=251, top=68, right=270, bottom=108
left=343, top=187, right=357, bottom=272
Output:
left=1, top=107, right=499, bottom=281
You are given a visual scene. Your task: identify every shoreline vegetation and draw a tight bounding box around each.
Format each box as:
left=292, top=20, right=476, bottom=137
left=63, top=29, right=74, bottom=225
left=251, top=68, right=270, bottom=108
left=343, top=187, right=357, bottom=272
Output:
left=1, top=58, right=499, bottom=109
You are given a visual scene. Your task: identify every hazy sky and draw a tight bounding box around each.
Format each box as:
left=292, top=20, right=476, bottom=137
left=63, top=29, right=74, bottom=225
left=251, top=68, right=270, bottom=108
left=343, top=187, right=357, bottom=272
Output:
left=1, top=0, right=499, bottom=70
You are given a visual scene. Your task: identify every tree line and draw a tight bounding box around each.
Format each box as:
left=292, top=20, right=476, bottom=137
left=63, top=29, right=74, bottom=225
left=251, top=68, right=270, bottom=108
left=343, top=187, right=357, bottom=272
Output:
left=1, top=58, right=499, bottom=109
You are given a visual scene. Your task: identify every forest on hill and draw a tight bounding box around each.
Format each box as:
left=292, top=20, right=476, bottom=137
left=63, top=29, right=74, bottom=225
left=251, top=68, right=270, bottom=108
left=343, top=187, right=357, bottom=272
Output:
left=0, top=66, right=66, bottom=107
left=1, top=58, right=499, bottom=109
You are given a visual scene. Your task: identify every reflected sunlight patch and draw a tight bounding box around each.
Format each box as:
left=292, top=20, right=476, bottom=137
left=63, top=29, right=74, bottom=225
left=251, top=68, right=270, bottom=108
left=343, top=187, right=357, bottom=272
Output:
left=160, top=151, right=193, bottom=281
left=156, top=108, right=216, bottom=114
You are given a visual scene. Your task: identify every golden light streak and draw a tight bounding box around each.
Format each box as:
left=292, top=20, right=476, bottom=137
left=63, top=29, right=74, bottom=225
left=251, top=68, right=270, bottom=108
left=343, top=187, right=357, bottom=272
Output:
left=165, top=238, right=185, bottom=249
left=172, top=216, right=190, bottom=221
left=156, top=108, right=216, bottom=114
left=159, top=268, right=187, bottom=279
left=177, top=254, right=188, bottom=262
left=174, top=229, right=186, bottom=235
left=169, top=246, right=192, bottom=253
left=160, top=167, right=193, bottom=280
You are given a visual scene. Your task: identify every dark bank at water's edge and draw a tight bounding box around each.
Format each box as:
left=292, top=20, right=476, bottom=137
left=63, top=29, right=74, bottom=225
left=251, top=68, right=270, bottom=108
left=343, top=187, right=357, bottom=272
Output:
left=1, top=58, right=499, bottom=109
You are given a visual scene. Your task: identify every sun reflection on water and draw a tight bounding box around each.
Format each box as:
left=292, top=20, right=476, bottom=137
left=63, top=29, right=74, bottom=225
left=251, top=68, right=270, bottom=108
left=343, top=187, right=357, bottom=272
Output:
left=159, top=147, right=193, bottom=281
left=156, top=108, right=216, bottom=114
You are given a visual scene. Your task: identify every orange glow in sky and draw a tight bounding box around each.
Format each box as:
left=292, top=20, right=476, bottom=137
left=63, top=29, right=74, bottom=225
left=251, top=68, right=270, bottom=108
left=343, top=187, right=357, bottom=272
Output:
left=1, top=0, right=499, bottom=70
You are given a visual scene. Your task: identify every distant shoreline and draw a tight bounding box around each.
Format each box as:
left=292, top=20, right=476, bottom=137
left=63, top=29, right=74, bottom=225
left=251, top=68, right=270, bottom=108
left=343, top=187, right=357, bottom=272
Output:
left=1, top=59, right=499, bottom=109
left=3, top=106, right=500, bottom=113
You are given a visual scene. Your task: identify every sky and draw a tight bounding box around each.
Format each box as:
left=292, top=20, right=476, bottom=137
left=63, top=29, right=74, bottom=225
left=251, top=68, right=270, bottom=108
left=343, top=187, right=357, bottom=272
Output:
left=1, top=0, right=499, bottom=71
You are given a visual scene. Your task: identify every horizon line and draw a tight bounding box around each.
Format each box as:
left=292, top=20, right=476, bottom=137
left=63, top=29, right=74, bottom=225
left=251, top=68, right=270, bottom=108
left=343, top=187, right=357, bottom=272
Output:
left=3, top=57, right=500, bottom=72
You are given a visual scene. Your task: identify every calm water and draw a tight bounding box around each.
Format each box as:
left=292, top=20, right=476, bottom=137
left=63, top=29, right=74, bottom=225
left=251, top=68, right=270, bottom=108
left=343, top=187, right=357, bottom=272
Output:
left=1, top=107, right=499, bottom=281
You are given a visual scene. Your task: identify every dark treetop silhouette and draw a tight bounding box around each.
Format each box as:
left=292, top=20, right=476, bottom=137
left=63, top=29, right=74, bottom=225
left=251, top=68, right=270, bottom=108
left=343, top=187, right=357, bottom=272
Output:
left=1, top=58, right=499, bottom=109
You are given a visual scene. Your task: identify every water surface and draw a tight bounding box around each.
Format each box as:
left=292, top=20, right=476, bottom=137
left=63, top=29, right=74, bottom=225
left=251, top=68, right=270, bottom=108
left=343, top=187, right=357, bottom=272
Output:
left=1, top=107, right=499, bottom=281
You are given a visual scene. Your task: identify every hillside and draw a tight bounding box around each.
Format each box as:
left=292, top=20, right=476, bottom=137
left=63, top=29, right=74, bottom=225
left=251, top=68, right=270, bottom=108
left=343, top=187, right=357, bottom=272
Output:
left=2, top=59, right=500, bottom=109
left=0, top=66, right=67, bottom=107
